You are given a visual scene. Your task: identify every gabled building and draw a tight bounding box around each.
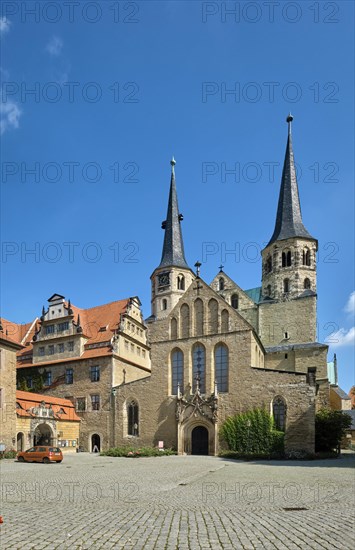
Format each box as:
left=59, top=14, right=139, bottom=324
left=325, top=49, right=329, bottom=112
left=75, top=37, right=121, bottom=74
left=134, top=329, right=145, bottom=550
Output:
left=112, top=116, right=330, bottom=455
left=13, top=296, right=150, bottom=451
left=16, top=391, right=80, bottom=452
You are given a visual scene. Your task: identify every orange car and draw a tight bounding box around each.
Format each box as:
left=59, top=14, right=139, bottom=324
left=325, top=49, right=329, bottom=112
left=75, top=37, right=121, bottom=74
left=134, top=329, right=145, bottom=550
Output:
left=17, top=446, right=63, bottom=463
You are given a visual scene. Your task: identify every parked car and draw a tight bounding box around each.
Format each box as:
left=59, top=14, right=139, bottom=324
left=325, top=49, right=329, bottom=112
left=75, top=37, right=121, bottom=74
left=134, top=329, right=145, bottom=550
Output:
left=17, top=446, right=63, bottom=463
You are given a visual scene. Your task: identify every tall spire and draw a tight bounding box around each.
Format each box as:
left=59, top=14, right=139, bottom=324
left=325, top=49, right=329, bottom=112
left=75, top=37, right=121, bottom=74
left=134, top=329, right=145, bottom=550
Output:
left=159, top=158, right=189, bottom=269
left=267, top=114, right=315, bottom=246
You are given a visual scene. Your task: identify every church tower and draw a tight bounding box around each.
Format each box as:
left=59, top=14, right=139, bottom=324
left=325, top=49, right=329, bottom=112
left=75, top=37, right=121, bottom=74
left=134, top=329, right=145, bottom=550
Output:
left=150, top=159, right=195, bottom=320
left=259, top=116, right=318, bottom=345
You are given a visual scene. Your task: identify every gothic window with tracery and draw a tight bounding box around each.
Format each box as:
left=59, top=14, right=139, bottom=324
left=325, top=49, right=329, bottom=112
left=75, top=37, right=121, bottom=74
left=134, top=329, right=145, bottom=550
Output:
left=215, top=344, right=228, bottom=392
left=171, top=349, right=184, bottom=395
left=273, top=396, right=286, bottom=431
left=193, top=344, right=206, bottom=393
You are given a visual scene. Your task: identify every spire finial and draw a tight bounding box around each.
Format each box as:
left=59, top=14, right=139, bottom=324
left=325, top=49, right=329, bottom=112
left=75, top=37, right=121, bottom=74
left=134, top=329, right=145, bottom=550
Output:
left=286, top=113, right=293, bottom=134
left=170, top=156, right=176, bottom=174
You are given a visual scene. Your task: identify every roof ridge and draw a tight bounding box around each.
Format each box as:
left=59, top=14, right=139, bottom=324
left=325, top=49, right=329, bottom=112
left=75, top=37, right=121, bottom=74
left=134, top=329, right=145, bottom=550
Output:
left=76, top=298, right=130, bottom=312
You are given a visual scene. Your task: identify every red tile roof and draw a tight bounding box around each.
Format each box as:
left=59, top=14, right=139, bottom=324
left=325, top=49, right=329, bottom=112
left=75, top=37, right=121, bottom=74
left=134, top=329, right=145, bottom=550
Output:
left=16, top=390, right=81, bottom=421
left=10, top=298, right=131, bottom=362
left=0, top=317, right=35, bottom=348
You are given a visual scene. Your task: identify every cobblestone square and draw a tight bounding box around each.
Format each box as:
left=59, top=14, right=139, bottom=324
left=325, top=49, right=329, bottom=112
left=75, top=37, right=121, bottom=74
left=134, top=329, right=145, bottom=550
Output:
left=1, top=452, right=354, bottom=549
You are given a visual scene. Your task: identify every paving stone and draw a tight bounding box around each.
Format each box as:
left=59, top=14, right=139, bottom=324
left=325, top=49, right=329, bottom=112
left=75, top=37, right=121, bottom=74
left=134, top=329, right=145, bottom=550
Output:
left=1, top=453, right=354, bottom=549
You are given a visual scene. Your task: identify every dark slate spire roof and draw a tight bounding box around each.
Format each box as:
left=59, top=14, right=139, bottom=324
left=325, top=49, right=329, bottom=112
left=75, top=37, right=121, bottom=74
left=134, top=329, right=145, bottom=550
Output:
left=158, top=158, right=189, bottom=269
left=267, top=115, right=315, bottom=247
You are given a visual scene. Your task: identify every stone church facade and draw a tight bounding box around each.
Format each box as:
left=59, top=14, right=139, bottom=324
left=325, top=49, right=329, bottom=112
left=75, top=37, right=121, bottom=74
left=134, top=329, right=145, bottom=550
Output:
left=4, top=116, right=330, bottom=456
left=112, top=116, right=329, bottom=456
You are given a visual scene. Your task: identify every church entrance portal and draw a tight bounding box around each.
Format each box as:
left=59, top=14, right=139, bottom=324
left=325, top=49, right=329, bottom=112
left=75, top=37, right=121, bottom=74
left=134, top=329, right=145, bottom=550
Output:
left=191, top=426, right=209, bottom=455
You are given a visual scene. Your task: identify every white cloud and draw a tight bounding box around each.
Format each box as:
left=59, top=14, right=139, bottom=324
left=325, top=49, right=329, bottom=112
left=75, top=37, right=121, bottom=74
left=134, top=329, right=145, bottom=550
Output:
left=345, top=291, right=355, bottom=315
left=0, top=16, right=11, bottom=34
left=327, top=327, right=355, bottom=348
left=46, top=36, right=63, bottom=56
left=0, top=97, right=22, bottom=135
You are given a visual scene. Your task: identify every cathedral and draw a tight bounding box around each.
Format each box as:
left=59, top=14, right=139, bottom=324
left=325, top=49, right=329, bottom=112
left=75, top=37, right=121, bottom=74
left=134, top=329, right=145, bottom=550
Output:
left=2, top=116, right=330, bottom=455
left=112, top=114, right=329, bottom=455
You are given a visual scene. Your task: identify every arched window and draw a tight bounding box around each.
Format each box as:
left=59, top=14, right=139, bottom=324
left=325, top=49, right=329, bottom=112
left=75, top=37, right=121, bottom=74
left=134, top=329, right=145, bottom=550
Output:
left=162, top=299, right=167, bottom=311
left=177, top=275, right=185, bottom=290
left=273, top=396, right=286, bottom=431
left=215, top=344, right=228, bottom=392
left=194, top=298, right=204, bottom=337
left=266, top=256, right=272, bottom=273
left=219, top=277, right=225, bottom=291
left=303, top=249, right=311, bottom=266
left=304, top=278, right=311, bottom=290
left=231, top=294, right=239, bottom=309
left=283, top=278, right=290, bottom=293
left=193, top=344, right=205, bottom=393
left=208, top=298, right=218, bottom=333
left=127, top=401, right=139, bottom=436
left=221, top=309, right=229, bottom=332
left=171, top=317, right=178, bottom=340
left=282, top=251, right=292, bottom=267
left=266, top=285, right=271, bottom=297
left=171, top=349, right=184, bottom=395
left=180, top=303, right=190, bottom=339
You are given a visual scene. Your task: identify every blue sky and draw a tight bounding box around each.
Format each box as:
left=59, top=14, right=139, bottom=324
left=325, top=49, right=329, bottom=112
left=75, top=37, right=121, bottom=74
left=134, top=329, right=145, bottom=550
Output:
left=1, top=1, right=354, bottom=391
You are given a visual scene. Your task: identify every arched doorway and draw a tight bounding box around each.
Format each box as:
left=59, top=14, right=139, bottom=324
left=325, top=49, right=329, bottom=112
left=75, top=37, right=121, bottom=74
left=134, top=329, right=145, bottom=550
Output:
left=34, top=423, right=53, bottom=446
left=191, top=426, right=209, bottom=455
left=17, top=432, right=24, bottom=451
left=91, top=434, right=101, bottom=452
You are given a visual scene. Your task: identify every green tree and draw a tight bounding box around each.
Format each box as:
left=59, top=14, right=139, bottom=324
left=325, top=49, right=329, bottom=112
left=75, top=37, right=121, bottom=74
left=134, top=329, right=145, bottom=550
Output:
left=315, top=408, right=352, bottom=452
left=220, top=408, right=284, bottom=457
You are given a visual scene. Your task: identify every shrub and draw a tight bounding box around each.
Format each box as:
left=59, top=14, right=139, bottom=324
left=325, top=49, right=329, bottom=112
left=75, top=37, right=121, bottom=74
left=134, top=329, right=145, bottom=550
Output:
left=100, top=446, right=176, bottom=458
left=0, top=449, right=17, bottom=460
left=220, top=408, right=284, bottom=457
left=315, top=408, right=352, bottom=452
